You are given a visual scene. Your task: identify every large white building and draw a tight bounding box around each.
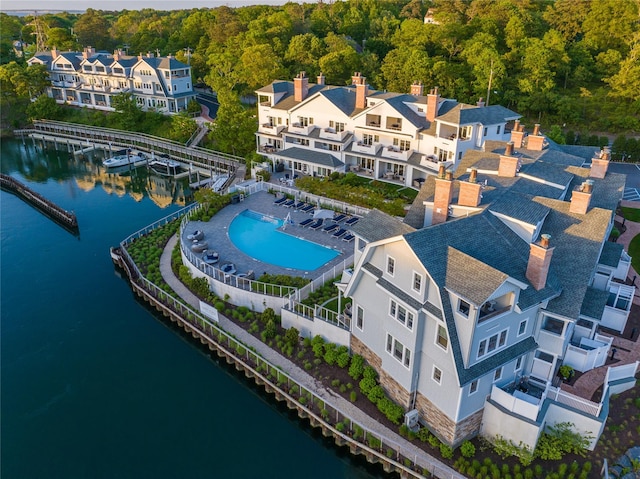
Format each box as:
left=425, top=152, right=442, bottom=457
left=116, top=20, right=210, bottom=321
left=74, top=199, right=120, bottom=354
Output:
left=255, top=72, right=520, bottom=186
left=28, top=47, right=196, bottom=114
left=341, top=132, right=636, bottom=450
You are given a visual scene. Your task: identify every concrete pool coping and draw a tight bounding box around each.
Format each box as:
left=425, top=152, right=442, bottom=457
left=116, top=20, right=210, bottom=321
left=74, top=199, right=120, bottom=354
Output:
left=181, top=190, right=356, bottom=281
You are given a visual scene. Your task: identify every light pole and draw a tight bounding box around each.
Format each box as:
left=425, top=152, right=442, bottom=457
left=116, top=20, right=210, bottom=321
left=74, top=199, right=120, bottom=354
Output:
left=183, top=47, right=192, bottom=65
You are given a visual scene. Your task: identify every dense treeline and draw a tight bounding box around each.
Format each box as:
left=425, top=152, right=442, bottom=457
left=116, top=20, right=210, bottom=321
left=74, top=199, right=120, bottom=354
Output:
left=1, top=0, right=638, bottom=149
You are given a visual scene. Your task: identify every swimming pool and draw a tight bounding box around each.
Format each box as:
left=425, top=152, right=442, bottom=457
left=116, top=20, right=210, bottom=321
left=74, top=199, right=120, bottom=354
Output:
left=228, top=210, right=340, bottom=270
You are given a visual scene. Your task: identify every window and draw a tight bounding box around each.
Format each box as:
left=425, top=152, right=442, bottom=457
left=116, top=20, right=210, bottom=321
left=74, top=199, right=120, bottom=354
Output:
left=458, top=300, right=470, bottom=317
left=393, top=138, right=411, bottom=151
left=484, top=127, right=488, bottom=137
left=542, top=316, right=565, bottom=336
left=436, top=324, right=448, bottom=350
left=459, top=125, right=472, bottom=140
left=518, top=319, right=527, bottom=336
left=433, top=366, right=442, bottom=384
left=389, top=300, right=414, bottom=330
left=469, top=380, right=478, bottom=395
left=497, top=125, right=501, bottom=135
left=477, top=329, right=508, bottom=358
left=356, top=306, right=364, bottom=330
left=362, top=134, right=379, bottom=145
left=335, top=122, right=345, bottom=132
left=413, top=273, right=422, bottom=293
left=515, top=356, right=523, bottom=371
left=494, top=367, right=502, bottom=382
left=387, top=256, right=395, bottom=275
left=386, top=333, right=411, bottom=368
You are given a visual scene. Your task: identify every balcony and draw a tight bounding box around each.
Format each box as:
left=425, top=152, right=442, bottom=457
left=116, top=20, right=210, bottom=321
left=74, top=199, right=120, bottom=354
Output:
left=288, top=123, right=315, bottom=135
left=352, top=142, right=381, bottom=155
left=259, top=123, right=285, bottom=135
left=419, top=155, right=453, bottom=172
left=381, top=146, right=411, bottom=161
left=490, top=378, right=548, bottom=421
left=319, top=127, right=348, bottom=142
left=602, top=283, right=635, bottom=332
left=52, top=80, right=81, bottom=88
left=259, top=144, right=279, bottom=154
left=564, top=334, right=612, bottom=372
left=537, top=328, right=568, bottom=356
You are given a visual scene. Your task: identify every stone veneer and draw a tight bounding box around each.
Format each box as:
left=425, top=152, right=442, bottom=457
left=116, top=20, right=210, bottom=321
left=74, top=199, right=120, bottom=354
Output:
left=351, top=334, right=381, bottom=370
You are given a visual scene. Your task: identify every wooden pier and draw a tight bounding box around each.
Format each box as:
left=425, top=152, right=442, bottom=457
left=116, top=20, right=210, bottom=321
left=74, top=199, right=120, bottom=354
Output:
left=0, top=174, right=78, bottom=231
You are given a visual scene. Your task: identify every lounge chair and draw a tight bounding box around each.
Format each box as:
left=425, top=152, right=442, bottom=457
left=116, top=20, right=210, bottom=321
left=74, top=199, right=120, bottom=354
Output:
left=333, top=213, right=346, bottom=222
left=282, top=199, right=295, bottom=207
left=332, top=228, right=347, bottom=238
left=187, top=230, right=204, bottom=241
left=345, top=217, right=359, bottom=226
left=293, top=201, right=305, bottom=209
left=323, top=223, right=339, bottom=233
left=342, top=233, right=355, bottom=242
left=309, top=219, right=324, bottom=230
left=300, top=204, right=314, bottom=213
left=299, top=218, right=314, bottom=227
left=273, top=197, right=287, bottom=205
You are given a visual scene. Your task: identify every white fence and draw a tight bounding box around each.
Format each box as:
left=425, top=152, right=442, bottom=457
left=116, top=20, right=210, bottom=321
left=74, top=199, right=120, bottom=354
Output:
left=546, top=386, right=602, bottom=417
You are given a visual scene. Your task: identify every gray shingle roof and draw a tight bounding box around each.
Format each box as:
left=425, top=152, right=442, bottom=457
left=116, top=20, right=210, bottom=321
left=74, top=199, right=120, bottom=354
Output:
left=445, top=247, right=508, bottom=305
left=599, top=242, right=624, bottom=268
left=438, top=104, right=520, bottom=125
left=489, top=191, right=551, bottom=226
left=580, top=287, right=609, bottom=320
left=274, top=147, right=344, bottom=168
left=519, top=161, right=575, bottom=187
left=349, top=209, right=416, bottom=243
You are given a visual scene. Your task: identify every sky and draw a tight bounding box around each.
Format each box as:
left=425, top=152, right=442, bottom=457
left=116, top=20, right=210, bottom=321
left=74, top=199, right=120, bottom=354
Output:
left=0, top=0, right=301, bottom=12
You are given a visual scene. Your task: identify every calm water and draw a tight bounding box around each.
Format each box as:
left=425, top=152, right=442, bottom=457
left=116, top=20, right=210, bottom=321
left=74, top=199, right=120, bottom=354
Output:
left=229, top=209, right=340, bottom=271
left=0, top=139, right=385, bottom=479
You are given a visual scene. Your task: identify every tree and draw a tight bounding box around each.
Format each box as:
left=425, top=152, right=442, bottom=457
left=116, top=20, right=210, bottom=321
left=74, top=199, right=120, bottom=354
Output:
left=110, top=92, right=142, bottom=131
left=238, top=43, right=285, bottom=92
left=318, top=47, right=360, bottom=86
left=582, top=0, right=638, bottom=53
left=47, top=27, right=76, bottom=51
left=26, top=94, right=61, bottom=120
left=542, top=0, right=589, bottom=42
left=73, top=9, right=112, bottom=50
left=604, top=33, right=640, bottom=103
left=169, top=113, right=198, bottom=143
left=0, top=13, right=24, bottom=65
left=208, top=89, right=256, bottom=157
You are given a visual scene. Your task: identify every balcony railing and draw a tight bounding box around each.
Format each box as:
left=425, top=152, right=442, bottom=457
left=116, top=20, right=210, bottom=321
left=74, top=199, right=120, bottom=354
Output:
left=352, top=142, right=380, bottom=155
left=381, top=146, right=411, bottom=161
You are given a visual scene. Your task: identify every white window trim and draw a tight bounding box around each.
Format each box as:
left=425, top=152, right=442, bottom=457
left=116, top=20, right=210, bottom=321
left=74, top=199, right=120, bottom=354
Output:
left=469, top=380, right=478, bottom=395
left=386, top=332, right=411, bottom=370
left=432, top=365, right=442, bottom=384
left=458, top=299, right=471, bottom=318
left=518, top=319, right=527, bottom=337
left=477, top=328, right=508, bottom=359
left=494, top=367, right=503, bottom=382
left=386, top=255, right=395, bottom=276
left=356, top=305, right=364, bottom=331
left=412, top=271, right=422, bottom=293
left=515, top=356, right=523, bottom=372
left=389, top=298, right=414, bottom=331
left=435, top=323, right=448, bottom=351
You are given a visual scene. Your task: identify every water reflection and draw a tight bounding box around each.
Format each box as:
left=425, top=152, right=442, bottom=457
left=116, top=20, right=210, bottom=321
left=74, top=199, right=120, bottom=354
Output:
left=1, top=139, right=194, bottom=208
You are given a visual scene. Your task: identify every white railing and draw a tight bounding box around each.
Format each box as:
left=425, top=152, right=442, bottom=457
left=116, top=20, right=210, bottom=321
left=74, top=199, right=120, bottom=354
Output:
left=117, top=216, right=463, bottom=479
left=287, top=301, right=350, bottom=331
left=490, top=385, right=541, bottom=421
left=547, top=386, right=602, bottom=417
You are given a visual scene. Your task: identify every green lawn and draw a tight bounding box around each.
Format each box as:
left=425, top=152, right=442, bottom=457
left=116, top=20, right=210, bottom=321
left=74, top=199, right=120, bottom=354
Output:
left=621, top=206, right=640, bottom=222
left=628, top=234, right=640, bottom=274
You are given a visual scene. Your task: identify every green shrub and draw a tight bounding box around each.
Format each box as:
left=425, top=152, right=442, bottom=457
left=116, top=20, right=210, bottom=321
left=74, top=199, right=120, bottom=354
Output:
left=440, top=443, right=454, bottom=459
left=377, top=397, right=404, bottom=424
left=366, top=385, right=385, bottom=404
left=335, top=422, right=345, bottom=433
left=284, top=326, right=299, bottom=346
left=324, top=343, right=338, bottom=365
left=350, top=390, right=357, bottom=402
left=359, top=377, right=376, bottom=395
left=348, top=354, right=365, bottom=380
left=460, top=440, right=476, bottom=458
left=336, top=352, right=350, bottom=368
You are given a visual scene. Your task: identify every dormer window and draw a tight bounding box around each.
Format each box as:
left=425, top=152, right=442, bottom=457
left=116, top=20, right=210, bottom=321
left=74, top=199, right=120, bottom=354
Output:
left=459, top=125, right=472, bottom=140
left=478, top=293, right=513, bottom=323
left=458, top=299, right=470, bottom=317
left=386, top=256, right=395, bottom=276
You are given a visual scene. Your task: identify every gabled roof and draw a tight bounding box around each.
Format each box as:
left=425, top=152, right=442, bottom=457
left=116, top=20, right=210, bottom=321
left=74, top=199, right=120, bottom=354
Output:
left=580, top=287, right=609, bottom=320
left=274, top=147, right=344, bottom=168
left=599, top=242, right=624, bottom=268
left=437, top=104, right=520, bottom=125
left=489, top=191, right=551, bottom=226
left=445, top=247, right=509, bottom=305
left=349, top=209, right=416, bottom=243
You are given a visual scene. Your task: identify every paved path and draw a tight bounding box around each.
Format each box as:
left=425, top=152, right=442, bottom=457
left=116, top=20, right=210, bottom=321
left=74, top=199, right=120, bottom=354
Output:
left=160, top=235, right=462, bottom=478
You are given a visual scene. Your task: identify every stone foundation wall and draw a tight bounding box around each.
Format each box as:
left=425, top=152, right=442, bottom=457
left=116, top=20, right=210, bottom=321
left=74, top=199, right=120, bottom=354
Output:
left=351, top=334, right=381, bottom=370
left=415, top=392, right=484, bottom=446
left=378, top=368, right=412, bottom=409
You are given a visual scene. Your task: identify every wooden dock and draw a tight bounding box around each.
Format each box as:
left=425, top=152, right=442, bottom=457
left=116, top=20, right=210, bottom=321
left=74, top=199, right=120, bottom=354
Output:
left=0, top=174, right=78, bottom=232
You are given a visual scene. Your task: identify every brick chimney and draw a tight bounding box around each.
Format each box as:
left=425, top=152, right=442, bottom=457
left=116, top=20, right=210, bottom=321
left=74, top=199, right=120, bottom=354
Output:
left=317, top=73, right=325, bottom=86
left=458, top=168, right=482, bottom=207
left=113, top=49, right=119, bottom=62
left=510, top=120, right=524, bottom=148
left=355, top=77, right=368, bottom=110
left=411, top=81, right=424, bottom=96
left=426, top=87, right=440, bottom=122
left=569, top=180, right=593, bottom=215
left=432, top=168, right=453, bottom=225
left=527, top=123, right=545, bottom=151
left=82, top=46, right=95, bottom=60
left=294, top=71, right=309, bottom=102
left=476, top=97, right=485, bottom=107
left=498, top=142, right=519, bottom=177
left=51, top=47, right=59, bottom=60
left=526, top=234, right=554, bottom=291
left=590, top=147, right=610, bottom=179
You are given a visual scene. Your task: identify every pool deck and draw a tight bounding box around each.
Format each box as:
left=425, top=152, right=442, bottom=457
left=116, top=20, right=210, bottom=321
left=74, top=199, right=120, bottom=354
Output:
left=181, top=190, right=356, bottom=280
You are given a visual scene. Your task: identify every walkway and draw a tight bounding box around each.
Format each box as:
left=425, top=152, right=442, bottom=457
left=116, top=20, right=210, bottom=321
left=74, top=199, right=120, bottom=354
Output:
left=560, top=202, right=640, bottom=401
left=159, top=235, right=462, bottom=478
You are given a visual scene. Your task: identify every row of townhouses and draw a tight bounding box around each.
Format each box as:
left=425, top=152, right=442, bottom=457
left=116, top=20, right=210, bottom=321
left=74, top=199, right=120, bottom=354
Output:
left=255, top=71, right=520, bottom=186
left=256, top=73, right=637, bottom=451
left=28, top=47, right=195, bottom=114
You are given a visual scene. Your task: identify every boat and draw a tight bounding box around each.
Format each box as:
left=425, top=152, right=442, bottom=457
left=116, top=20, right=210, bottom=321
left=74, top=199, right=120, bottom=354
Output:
left=103, top=149, right=146, bottom=168
left=148, top=155, right=181, bottom=176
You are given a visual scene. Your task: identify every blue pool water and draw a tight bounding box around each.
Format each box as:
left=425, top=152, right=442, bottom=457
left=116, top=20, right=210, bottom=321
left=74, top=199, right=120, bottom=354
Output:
left=229, top=210, right=339, bottom=270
